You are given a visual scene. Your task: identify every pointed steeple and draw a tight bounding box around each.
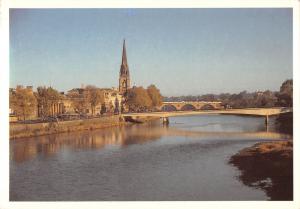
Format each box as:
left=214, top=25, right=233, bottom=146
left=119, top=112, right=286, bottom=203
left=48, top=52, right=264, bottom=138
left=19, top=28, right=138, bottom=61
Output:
left=121, top=39, right=128, bottom=67
left=119, top=39, right=131, bottom=95
left=120, top=39, right=129, bottom=76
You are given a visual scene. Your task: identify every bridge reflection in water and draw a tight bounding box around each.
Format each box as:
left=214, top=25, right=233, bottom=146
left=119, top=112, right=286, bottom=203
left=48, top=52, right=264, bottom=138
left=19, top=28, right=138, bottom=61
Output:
left=10, top=120, right=291, bottom=164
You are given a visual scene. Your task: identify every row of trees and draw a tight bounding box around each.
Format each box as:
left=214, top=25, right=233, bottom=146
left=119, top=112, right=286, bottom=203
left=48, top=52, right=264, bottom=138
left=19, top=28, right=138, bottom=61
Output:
left=127, top=84, right=163, bottom=112
left=9, top=85, right=108, bottom=121
left=10, top=86, right=63, bottom=120
left=9, top=79, right=292, bottom=120
left=164, top=79, right=293, bottom=108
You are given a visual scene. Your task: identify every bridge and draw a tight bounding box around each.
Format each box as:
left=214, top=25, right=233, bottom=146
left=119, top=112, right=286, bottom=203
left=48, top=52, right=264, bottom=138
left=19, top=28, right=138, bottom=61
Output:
left=158, top=101, right=222, bottom=111
left=122, top=107, right=292, bottom=125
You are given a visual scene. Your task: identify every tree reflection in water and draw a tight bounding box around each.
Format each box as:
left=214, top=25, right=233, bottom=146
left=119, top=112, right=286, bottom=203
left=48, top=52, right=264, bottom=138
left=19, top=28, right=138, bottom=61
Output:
left=11, top=119, right=290, bottom=165
left=10, top=121, right=165, bottom=163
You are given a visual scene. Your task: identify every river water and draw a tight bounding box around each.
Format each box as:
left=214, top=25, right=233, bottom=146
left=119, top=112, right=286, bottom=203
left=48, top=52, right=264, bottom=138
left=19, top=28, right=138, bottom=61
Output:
left=10, top=114, right=290, bottom=201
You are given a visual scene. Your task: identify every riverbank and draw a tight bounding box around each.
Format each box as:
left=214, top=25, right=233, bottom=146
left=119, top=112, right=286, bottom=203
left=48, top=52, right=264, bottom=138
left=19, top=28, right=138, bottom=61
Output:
left=10, top=115, right=161, bottom=139
left=229, top=140, right=293, bottom=200
left=10, top=116, right=125, bottom=139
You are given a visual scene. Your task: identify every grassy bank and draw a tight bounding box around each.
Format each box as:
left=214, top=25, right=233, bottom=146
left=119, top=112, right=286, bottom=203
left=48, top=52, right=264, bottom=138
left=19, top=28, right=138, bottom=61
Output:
left=229, top=140, right=293, bottom=200
left=10, top=116, right=125, bottom=139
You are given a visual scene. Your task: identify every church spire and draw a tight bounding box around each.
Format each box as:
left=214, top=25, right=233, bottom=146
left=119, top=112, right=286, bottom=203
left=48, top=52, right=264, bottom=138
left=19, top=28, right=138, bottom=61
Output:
left=121, top=39, right=128, bottom=67
left=119, top=39, right=131, bottom=95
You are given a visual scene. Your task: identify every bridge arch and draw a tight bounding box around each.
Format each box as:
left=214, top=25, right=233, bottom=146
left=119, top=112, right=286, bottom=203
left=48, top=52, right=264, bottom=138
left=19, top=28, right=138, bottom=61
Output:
left=181, top=104, right=197, bottom=111
left=161, top=104, right=177, bottom=112
left=200, top=104, right=216, bottom=110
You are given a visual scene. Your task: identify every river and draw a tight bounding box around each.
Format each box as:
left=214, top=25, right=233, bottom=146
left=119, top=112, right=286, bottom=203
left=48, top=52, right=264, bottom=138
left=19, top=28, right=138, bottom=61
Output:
left=10, top=114, right=291, bottom=201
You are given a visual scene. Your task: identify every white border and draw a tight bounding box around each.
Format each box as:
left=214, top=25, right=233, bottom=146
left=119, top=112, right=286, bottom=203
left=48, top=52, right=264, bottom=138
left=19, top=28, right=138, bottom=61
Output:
left=1, top=1, right=299, bottom=209
left=7, top=0, right=298, bottom=8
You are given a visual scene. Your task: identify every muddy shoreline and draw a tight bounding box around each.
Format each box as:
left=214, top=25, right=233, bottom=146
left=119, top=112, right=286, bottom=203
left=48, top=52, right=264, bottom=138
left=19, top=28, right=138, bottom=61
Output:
left=229, top=140, right=293, bottom=200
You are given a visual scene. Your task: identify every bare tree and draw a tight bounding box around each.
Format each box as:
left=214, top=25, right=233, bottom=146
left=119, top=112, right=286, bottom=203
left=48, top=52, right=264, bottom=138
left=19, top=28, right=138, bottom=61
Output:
left=68, top=90, right=89, bottom=114
left=36, top=86, right=62, bottom=118
left=85, top=86, right=104, bottom=115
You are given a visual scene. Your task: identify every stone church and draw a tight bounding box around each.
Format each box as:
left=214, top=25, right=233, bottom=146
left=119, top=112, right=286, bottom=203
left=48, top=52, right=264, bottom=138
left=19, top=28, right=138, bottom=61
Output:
left=10, top=40, right=132, bottom=120
left=59, top=40, right=132, bottom=116
left=63, top=39, right=132, bottom=116
left=119, top=39, right=131, bottom=96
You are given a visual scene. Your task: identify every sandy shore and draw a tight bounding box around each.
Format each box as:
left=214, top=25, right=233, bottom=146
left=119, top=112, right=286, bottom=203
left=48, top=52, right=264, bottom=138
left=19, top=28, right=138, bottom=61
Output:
left=229, top=140, right=293, bottom=200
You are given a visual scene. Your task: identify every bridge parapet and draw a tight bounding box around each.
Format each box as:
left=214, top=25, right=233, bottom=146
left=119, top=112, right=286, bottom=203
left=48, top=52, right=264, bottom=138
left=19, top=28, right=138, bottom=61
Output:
left=123, top=107, right=292, bottom=119
left=159, top=101, right=222, bottom=111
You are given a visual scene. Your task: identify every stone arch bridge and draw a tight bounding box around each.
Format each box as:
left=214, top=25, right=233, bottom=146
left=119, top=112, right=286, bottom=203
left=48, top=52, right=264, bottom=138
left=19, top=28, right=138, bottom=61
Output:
left=158, top=101, right=222, bottom=111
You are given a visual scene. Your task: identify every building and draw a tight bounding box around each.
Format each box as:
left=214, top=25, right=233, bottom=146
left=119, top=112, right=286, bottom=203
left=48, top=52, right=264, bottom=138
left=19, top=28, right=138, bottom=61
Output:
left=10, top=40, right=131, bottom=120
left=65, top=88, right=122, bottom=115
left=102, top=88, right=122, bottom=114
left=118, top=39, right=131, bottom=96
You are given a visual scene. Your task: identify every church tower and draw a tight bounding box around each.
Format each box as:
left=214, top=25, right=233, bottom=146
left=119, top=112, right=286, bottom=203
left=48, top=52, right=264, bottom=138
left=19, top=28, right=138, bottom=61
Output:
left=119, top=39, right=131, bottom=95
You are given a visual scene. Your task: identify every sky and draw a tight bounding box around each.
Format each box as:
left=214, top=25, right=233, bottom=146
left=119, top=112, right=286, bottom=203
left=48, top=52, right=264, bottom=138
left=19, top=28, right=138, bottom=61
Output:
left=10, top=8, right=292, bottom=96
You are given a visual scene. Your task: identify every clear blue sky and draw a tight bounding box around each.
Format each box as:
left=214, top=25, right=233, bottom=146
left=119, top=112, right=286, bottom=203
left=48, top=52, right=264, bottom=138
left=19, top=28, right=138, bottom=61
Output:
left=10, top=8, right=292, bottom=96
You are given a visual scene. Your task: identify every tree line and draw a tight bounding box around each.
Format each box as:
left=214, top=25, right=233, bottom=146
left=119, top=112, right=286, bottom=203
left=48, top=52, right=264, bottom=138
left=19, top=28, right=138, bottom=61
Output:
left=10, top=85, right=106, bottom=121
left=164, top=79, right=293, bottom=108
left=9, top=84, right=164, bottom=120
left=9, top=79, right=292, bottom=121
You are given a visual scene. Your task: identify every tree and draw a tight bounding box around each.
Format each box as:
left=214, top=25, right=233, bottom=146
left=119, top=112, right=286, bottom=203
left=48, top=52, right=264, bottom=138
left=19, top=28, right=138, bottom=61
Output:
left=255, top=90, right=277, bottom=107
left=114, top=97, right=120, bottom=114
left=200, top=94, right=216, bottom=101
left=85, top=86, right=104, bottom=115
left=127, top=86, right=152, bottom=112
left=147, top=84, right=163, bottom=108
left=277, top=79, right=293, bottom=107
left=36, top=86, right=62, bottom=118
left=68, top=89, right=89, bottom=114
left=10, top=86, right=37, bottom=121
left=100, top=103, right=107, bottom=115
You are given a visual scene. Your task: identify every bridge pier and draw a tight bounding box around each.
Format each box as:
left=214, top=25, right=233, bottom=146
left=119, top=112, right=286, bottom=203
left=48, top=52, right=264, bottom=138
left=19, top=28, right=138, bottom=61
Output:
left=265, top=115, right=269, bottom=126
left=162, top=117, right=169, bottom=125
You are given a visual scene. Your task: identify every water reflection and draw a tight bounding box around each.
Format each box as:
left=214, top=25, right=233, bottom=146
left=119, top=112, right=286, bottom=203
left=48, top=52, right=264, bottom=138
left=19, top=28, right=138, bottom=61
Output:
left=11, top=122, right=163, bottom=163
left=11, top=118, right=290, bottom=164
left=10, top=115, right=292, bottom=201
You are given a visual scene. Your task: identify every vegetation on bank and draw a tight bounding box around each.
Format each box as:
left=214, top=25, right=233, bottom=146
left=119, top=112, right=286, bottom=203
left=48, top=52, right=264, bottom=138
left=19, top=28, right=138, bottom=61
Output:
left=164, top=79, right=293, bottom=109
left=36, top=86, right=63, bottom=118
left=9, top=79, right=292, bottom=122
left=275, top=112, right=293, bottom=135
left=9, top=84, right=164, bottom=121
left=9, top=86, right=37, bottom=121
left=127, top=84, right=163, bottom=112
left=10, top=85, right=108, bottom=121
